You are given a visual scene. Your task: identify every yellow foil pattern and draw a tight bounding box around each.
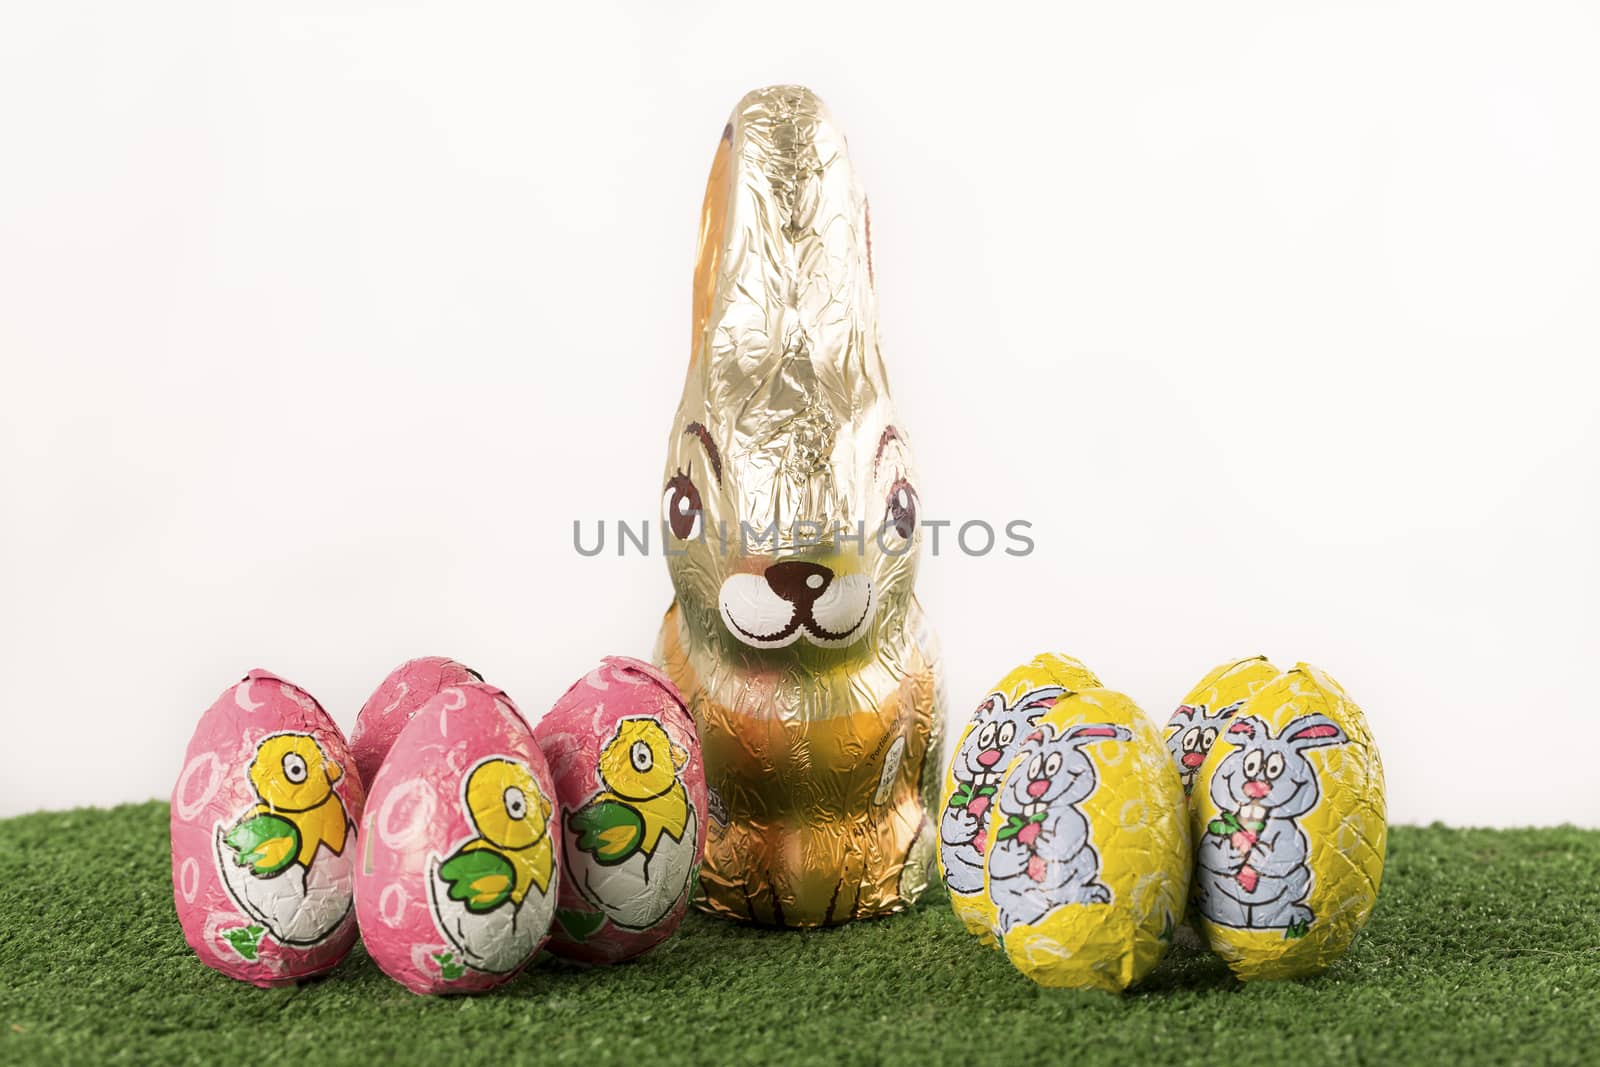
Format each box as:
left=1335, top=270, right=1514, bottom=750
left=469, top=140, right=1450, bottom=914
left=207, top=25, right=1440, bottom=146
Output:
left=655, top=86, right=943, bottom=926
left=1189, top=663, right=1387, bottom=980
left=939, top=653, right=1101, bottom=943
left=981, top=684, right=1189, bottom=992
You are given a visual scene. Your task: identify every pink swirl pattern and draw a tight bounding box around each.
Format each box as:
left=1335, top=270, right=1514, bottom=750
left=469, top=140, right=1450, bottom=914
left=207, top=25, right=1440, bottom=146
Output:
left=349, top=657, right=479, bottom=789
left=534, top=656, right=707, bottom=964
left=169, top=669, right=364, bottom=988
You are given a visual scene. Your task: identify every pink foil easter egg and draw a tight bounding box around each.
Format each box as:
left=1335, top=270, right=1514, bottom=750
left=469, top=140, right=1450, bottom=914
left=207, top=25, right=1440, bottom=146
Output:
left=350, top=657, right=481, bottom=788
left=533, top=656, right=706, bottom=964
left=170, top=669, right=365, bottom=987
left=354, top=681, right=558, bottom=995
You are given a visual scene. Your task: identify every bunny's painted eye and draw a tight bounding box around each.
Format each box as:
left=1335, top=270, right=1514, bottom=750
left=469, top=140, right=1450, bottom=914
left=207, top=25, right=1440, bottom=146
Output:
left=1243, top=750, right=1264, bottom=778
left=663, top=470, right=703, bottom=540
left=976, top=722, right=997, bottom=748
left=1027, top=755, right=1044, bottom=780
left=1181, top=728, right=1200, bottom=752
left=884, top=478, right=917, bottom=540
left=1266, top=752, right=1285, bottom=780
left=1044, top=752, right=1062, bottom=777
left=1202, top=727, right=1218, bottom=751
left=998, top=722, right=1015, bottom=746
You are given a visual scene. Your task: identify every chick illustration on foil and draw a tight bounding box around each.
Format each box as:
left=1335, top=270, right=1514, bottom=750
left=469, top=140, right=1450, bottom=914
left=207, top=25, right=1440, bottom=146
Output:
left=429, top=757, right=557, bottom=974
left=214, top=732, right=355, bottom=953
left=655, top=85, right=944, bottom=926
left=565, top=717, right=699, bottom=930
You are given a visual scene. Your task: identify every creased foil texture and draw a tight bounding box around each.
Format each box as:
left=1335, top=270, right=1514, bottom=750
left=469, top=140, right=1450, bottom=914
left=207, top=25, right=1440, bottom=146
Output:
left=654, top=85, right=944, bottom=926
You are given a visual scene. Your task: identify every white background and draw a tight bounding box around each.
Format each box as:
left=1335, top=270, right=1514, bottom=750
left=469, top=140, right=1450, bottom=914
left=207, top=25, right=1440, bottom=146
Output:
left=3, top=3, right=1596, bottom=826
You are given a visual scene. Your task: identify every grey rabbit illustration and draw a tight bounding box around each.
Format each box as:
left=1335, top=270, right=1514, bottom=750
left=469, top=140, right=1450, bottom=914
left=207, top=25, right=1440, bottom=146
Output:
left=986, top=722, right=1131, bottom=934
left=1164, top=700, right=1247, bottom=796
left=1193, top=713, right=1348, bottom=934
left=939, top=687, right=1064, bottom=895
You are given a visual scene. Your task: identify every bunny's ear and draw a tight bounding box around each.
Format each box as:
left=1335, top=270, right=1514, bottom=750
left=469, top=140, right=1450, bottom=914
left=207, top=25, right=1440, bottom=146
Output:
left=690, top=122, right=734, bottom=366
left=1020, top=724, right=1057, bottom=747
left=685, top=86, right=886, bottom=397
left=1224, top=716, right=1270, bottom=743
left=1013, top=686, right=1066, bottom=722
left=970, top=693, right=1005, bottom=722
left=1063, top=723, right=1133, bottom=746
left=1170, top=703, right=1202, bottom=723
left=1283, top=714, right=1347, bottom=751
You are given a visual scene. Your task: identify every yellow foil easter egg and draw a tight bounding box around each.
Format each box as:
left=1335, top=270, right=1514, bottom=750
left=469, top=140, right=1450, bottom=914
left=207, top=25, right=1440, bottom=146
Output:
left=1189, top=664, right=1386, bottom=981
left=983, top=689, right=1190, bottom=992
left=939, top=654, right=1102, bottom=944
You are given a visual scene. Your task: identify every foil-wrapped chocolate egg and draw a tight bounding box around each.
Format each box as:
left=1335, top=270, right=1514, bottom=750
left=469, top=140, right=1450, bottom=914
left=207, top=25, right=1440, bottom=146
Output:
left=354, top=682, right=557, bottom=994
left=170, top=669, right=363, bottom=987
left=982, top=687, right=1189, bottom=991
left=349, top=656, right=481, bottom=788
left=1189, top=663, right=1386, bottom=980
left=939, top=653, right=1101, bottom=944
left=533, top=656, right=706, bottom=963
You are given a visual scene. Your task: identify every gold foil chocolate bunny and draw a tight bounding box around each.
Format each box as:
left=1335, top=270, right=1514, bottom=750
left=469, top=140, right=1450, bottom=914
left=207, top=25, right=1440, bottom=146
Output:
left=655, top=85, right=944, bottom=926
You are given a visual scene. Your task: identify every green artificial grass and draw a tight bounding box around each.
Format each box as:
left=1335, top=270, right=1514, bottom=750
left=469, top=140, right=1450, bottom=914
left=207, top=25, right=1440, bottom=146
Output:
left=2, top=804, right=1597, bottom=1066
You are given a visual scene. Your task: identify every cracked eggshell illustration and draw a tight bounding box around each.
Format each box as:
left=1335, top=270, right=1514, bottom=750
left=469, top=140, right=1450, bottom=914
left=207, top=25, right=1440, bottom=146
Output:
left=170, top=669, right=364, bottom=987
left=533, top=656, right=706, bottom=964
left=349, top=656, right=481, bottom=789
left=980, top=688, right=1189, bottom=992
left=1189, top=663, right=1386, bottom=981
left=353, top=681, right=558, bottom=995
left=939, top=653, right=1102, bottom=945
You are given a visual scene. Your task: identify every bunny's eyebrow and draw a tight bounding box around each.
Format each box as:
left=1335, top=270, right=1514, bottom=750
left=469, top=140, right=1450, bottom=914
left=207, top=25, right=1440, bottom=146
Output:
left=684, top=422, right=723, bottom=485
left=873, top=425, right=902, bottom=477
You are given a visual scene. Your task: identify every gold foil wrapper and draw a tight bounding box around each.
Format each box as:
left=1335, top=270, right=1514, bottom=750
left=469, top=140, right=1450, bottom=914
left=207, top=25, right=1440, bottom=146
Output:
left=654, top=86, right=943, bottom=926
